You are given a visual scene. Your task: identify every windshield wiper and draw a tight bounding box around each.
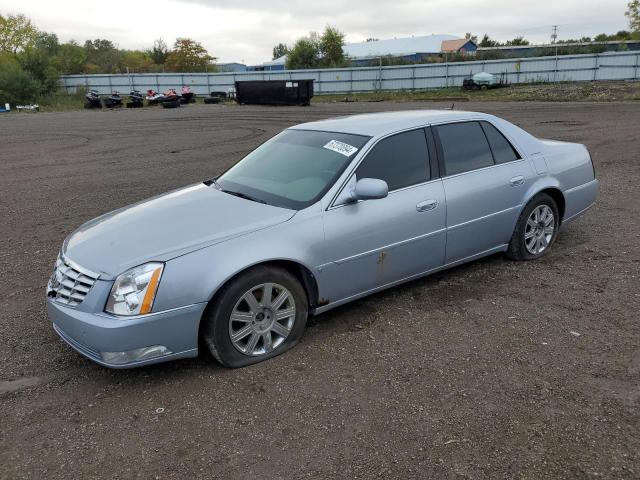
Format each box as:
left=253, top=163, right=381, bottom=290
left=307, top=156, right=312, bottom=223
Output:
left=204, top=177, right=267, bottom=204
left=220, top=189, right=267, bottom=204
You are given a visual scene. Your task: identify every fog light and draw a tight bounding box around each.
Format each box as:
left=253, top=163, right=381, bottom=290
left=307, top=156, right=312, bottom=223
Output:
left=101, top=345, right=172, bottom=365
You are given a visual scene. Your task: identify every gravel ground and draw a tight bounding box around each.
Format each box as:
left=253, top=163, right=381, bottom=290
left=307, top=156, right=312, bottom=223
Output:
left=0, top=101, right=638, bottom=479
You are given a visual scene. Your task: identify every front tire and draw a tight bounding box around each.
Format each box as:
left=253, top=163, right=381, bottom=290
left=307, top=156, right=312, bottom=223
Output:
left=202, top=266, right=308, bottom=368
left=507, top=193, right=559, bottom=260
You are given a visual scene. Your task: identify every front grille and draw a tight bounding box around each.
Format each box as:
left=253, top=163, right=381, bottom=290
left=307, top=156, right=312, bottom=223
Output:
left=47, top=254, right=100, bottom=307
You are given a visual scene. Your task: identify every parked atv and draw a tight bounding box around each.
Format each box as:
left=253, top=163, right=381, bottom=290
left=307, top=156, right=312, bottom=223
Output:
left=127, top=90, right=145, bottom=108
left=84, top=89, right=102, bottom=109
left=103, top=91, right=123, bottom=108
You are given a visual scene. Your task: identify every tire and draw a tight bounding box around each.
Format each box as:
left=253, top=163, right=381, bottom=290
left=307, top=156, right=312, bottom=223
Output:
left=507, top=193, right=560, bottom=261
left=161, top=100, right=180, bottom=108
left=202, top=266, right=308, bottom=368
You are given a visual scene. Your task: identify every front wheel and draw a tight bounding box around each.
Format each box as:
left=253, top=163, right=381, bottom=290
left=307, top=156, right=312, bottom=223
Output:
left=202, top=266, right=308, bottom=368
left=507, top=193, right=559, bottom=260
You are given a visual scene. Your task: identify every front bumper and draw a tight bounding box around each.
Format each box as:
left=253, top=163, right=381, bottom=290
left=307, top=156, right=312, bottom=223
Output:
left=47, top=298, right=206, bottom=368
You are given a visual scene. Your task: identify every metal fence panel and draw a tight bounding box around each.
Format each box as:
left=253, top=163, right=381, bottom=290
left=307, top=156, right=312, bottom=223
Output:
left=60, top=51, right=640, bottom=96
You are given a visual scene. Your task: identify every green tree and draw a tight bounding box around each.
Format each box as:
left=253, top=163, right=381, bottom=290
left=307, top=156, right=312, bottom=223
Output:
left=122, top=50, right=154, bottom=73
left=285, top=33, right=320, bottom=69
left=18, top=45, right=59, bottom=95
left=627, top=0, right=640, bottom=32
left=505, top=37, right=530, bottom=46
left=272, top=42, right=288, bottom=60
left=147, top=38, right=170, bottom=65
left=0, top=13, right=38, bottom=53
left=165, top=38, right=215, bottom=72
left=479, top=34, right=499, bottom=47
left=84, top=39, right=123, bottom=73
left=594, top=33, right=610, bottom=42
left=53, top=41, right=87, bottom=75
left=319, top=26, right=346, bottom=67
left=0, top=52, right=40, bottom=104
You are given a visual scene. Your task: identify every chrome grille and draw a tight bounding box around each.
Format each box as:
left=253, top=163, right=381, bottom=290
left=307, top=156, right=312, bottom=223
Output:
left=47, top=254, right=99, bottom=307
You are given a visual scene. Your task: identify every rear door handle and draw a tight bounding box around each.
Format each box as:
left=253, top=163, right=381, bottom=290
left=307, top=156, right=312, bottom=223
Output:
left=509, top=175, right=525, bottom=187
left=416, top=199, right=438, bottom=212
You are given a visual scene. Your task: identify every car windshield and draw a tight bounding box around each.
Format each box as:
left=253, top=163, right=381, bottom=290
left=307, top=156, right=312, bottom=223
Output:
left=215, top=129, right=371, bottom=210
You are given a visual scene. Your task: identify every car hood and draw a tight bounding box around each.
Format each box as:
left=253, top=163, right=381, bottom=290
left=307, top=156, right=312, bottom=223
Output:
left=63, top=183, right=295, bottom=279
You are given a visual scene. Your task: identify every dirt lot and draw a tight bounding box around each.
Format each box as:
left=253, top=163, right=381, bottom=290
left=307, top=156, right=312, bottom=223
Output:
left=0, top=101, right=638, bottom=479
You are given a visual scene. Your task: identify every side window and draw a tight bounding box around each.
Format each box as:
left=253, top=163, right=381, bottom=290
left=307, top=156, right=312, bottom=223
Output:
left=436, top=122, right=494, bottom=176
left=356, top=129, right=429, bottom=191
left=481, top=122, right=521, bottom=164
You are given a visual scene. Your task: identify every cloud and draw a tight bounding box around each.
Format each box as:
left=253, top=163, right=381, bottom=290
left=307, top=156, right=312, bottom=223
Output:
left=0, top=0, right=630, bottom=64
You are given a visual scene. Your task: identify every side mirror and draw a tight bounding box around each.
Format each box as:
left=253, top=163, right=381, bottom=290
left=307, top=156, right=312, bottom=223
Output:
left=353, top=178, right=388, bottom=201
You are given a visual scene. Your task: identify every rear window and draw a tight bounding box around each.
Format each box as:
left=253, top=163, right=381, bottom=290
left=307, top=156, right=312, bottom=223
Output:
left=481, top=121, right=521, bottom=164
left=436, top=122, right=494, bottom=176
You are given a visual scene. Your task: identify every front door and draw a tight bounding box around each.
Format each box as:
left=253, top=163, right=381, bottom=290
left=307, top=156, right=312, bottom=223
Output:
left=318, top=128, right=447, bottom=303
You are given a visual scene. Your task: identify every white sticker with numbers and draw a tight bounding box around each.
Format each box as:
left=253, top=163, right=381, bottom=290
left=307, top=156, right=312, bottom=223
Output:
left=323, top=140, right=358, bottom=157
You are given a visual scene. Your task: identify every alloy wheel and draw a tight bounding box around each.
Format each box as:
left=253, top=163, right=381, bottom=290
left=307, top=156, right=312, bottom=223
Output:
left=228, top=283, right=296, bottom=356
left=524, top=205, right=555, bottom=255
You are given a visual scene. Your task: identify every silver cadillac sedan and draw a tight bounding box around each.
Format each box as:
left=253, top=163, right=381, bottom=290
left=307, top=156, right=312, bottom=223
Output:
left=47, top=110, right=598, bottom=368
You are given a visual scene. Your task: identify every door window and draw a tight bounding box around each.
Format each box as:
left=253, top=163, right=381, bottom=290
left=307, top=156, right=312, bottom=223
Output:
left=356, top=129, right=430, bottom=191
left=436, top=122, right=494, bottom=176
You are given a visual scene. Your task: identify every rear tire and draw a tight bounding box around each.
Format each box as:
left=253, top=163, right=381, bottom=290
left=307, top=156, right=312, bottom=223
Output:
left=507, top=193, right=559, bottom=261
left=202, top=266, right=308, bottom=368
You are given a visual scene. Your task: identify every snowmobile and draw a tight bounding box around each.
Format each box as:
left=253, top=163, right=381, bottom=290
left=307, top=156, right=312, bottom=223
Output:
left=103, top=91, right=123, bottom=108
left=146, top=89, right=165, bottom=105
left=127, top=90, right=145, bottom=108
left=160, top=89, right=181, bottom=108
left=84, top=89, right=102, bottom=109
left=180, top=85, right=195, bottom=104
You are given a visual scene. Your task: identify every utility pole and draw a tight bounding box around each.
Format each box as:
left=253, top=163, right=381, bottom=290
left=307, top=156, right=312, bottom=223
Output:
left=551, top=25, right=558, bottom=44
left=551, top=25, right=559, bottom=83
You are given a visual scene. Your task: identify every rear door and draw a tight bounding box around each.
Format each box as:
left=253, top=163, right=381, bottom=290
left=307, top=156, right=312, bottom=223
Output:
left=434, top=120, right=535, bottom=264
left=319, top=128, right=446, bottom=302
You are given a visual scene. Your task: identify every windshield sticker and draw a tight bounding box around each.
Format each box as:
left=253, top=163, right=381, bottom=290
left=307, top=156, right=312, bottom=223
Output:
left=323, top=140, right=359, bottom=157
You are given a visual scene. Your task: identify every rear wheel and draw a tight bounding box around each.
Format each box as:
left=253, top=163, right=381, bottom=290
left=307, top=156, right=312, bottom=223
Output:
left=202, top=266, right=308, bottom=368
left=507, top=193, right=559, bottom=260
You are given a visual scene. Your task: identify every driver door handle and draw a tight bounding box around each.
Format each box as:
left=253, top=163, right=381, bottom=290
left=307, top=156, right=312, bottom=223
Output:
left=416, top=199, right=438, bottom=212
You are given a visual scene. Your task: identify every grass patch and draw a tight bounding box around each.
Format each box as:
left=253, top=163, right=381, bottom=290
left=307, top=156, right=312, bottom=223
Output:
left=313, top=81, right=640, bottom=104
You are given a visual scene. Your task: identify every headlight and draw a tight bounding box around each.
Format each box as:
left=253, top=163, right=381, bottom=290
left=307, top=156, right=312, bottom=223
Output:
left=105, top=263, right=164, bottom=316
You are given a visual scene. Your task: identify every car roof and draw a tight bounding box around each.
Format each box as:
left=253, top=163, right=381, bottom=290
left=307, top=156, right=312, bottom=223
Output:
left=290, top=110, right=490, bottom=137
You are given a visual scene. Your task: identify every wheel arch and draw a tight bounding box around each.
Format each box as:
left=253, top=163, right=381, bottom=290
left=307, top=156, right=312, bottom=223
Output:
left=198, top=258, right=319, bottom=336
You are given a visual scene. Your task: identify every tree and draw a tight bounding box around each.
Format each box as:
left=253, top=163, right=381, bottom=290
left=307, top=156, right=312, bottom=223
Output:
left=84, top=39, right=123, bottom=73
left=122, top=50, right=154, bottom=73
left=272, top=42, right=288, bottom=60
left=464, top=32, right=478, bottom=43
left=505, top=37, right=530, bottom=46
left=627, top=0, right=640, bottom=32
left=165, top=38, right=215, bottom=72
left=53, top=41, right=87, bottom=75
left=319, top=26, right=346, bottom=67
left=479, top=34, right=498, bottom=47
left=0, top=52, right=40, bottom=104
left=0, top=13, right=38, bottom=53
left=18, top=45, right=59, bottom=95
left=285, top=34, right=320, bottom=69
left=147, top=38, right=170, bottom=65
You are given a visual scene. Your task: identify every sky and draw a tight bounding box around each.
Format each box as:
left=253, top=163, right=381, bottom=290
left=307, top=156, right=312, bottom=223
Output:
left=0, top=0, right=632, bottom=65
